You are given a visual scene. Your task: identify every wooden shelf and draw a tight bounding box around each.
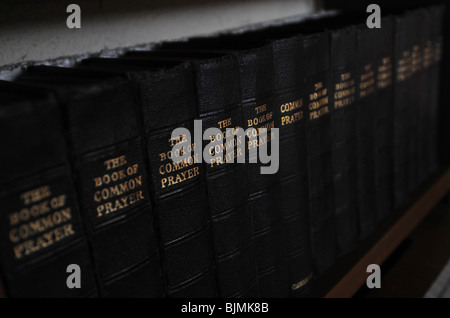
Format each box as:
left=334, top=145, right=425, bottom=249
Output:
left=310, top=166, right=450, bottom=298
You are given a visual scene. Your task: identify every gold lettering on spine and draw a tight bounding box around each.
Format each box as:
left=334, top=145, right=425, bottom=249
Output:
left=280, top=98, right=303, bottom=126
left=158, top=134, right=201, bottom=190
left=397, top=50, right=412, bottom=82
left=411, top=44, right=422, bottom=74
left=377, top=57, right=393, bottom=89
left=334, top=72, right=356, bottom=109
left=423, top=41, right=433, bottom=69
left=359, top=64, right=375, bottom=98
left=246, top=103, right=275, bottom=153
left=8, top=186, right=75, bottom=260
left=308, top=81, right=329, bottom=120
left=434, top=39, right=443, bottom=63
left=93, top=155, right=145, bottom=217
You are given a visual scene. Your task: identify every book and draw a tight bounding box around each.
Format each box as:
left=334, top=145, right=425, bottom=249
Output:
left=0, top=88, right=98, bottom=297
left=271, top=35, right=314, bottom=296
left=429, top=4, right=445, bottom=173
left=373, top=15, right=395, bottom=222
left=356, top=22, right=377, bottom=238
left=126, top=51, right=259, bottom=297
left=407, top=9, right=424, bottom=195
left=160, top=30, right=316, bottom=296
left=12, top=67, right=165, bottom=297
left=303, top=30, right=337, bottom=275
left=329, top=25, right=359, bottom=255
left=78, top=58, right=219, bottom=297
left=414, top=8, right=430, bottom=186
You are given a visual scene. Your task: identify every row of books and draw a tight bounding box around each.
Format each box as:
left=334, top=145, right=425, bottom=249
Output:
left=0, top=4, right=445, bottom=297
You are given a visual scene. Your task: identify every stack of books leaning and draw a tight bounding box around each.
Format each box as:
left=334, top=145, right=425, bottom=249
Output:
left=0, top=4, right=445, bottom=297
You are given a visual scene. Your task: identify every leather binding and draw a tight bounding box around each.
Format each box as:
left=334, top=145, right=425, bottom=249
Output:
left=373, top=15, right=395, bottom=223
left=231, top=45, right=284, bottom=297
left=406, top=9, right=424, bottom=195
left=160, top=36, right=314, bottom=297
left=0, top=88, right=98, bottom=297
left=13, top=67, right=165, bottom=297
left=272, top=35, right=313, bottom=297
left=126, top=51, right=258, bottom=297
left=303, top=30, right=337, bottom=276
left=393, top=11, right=414, bottom=210
left=193, top=55, right=257, bottom=297
left=415, top=8, right=431, bottom=187
left=329, top=25, right=359, bottom=256
left=81, top=59, right=219, bottom=297
left=429, top=5, right=445, bottom=174
left=356, top=23, right=377, bottom=238
left=177, top=44, right=284, bottom=297
left=219, top=16, right=337, bottom=282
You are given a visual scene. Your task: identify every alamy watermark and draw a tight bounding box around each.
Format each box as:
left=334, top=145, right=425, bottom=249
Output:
left=170, top=120, right=279, bottom=175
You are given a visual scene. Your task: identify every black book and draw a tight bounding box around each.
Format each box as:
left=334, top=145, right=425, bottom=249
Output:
left=79, top=58, right=219, bottom=297
left=219, top=45, right=284, bottom=297
left=373, top=15, right=395, bottom=223
left=303, top=30, right=337, bottom=275
left=407, top=9, right=424, bottom=194
left=158, top=41, right=289, bottom=297
left=0, top=89, right=98, bottom=297
left=429, top=4, right=445, bottom=173
left=12, top=67, right=165, bottom=297
left=236, top=18, right=338, bottom=278
left=356, top=22, right=377, bottom=238
left=415, top=8, right=431, bottom=186
left=329, top=25, right=359, bottom=256
left=137, top=63, right=219, bottom=297
left=272, top=35, right=314, bottom=296
left=393, top=11, right=415, bottom=209
left=166, top=30, right=317, bottom=295
left=126, top=51, right=258, bottom=297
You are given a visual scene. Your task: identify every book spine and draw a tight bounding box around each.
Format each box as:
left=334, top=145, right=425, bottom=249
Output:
left=329, top=25, right=359, bottom=256
left=356, top=24, right=377, bottom=238
left=66, top=79, right=164, bottom=297
left=429, top=5, right=445, bottom=173
left=136, top=65, right=218, bottom=297
left=303, top=31, right=337, bottom=276
left=415, top=9, right=431, bottom=186
left=373, top=16, right=395, bottom=222
left=236, top=45, right=289, bottom=297
left=407, top=9, right=424, bottom=194
left=0, top=93, right=98, bottom=297
left=194, top=55, right=257, bottom=297
left=272, top=35, right=314, bottom=297
left=393, top=12, right=414, bottom=209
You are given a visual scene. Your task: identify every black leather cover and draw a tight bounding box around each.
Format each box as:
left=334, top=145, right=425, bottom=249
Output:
left=194, top=55, right=257, bottom=297
left=373, top=16, right=395, bottom=223
left=272, top=35, right=313, bottom=297
left=234, top=46, right=285, bottom=297
left=303, top=31, right=337, bottom=276
left=406, top=9, right=423, bottom=195
left=356, top=23, right=377, bottom=238
left=429, top=5, right=445, bottom=174
left=13, top=67, right=165, bottom=297
left=77, top=58, right=219, bottom=297
left=0, top=88, right=98, bottom=297
left=329, top=25, right=359, bottom=256
left=135, top=64, right=218, bottom=297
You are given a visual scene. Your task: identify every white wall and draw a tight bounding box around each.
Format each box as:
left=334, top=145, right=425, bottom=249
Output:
left=0, top=0, right=318, bottom=68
